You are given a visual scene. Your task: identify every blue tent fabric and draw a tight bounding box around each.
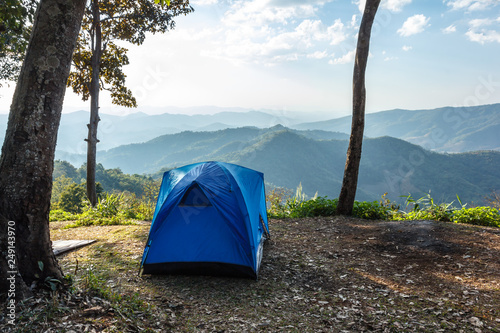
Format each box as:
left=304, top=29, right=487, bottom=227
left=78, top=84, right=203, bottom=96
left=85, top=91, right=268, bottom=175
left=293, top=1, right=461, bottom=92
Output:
left=140, top=161, right=269, bottom=279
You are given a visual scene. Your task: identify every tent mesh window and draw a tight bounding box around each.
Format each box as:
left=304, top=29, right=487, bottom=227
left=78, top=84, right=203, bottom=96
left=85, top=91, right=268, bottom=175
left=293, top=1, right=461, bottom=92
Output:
left=179, top=183, right=212, bottom=207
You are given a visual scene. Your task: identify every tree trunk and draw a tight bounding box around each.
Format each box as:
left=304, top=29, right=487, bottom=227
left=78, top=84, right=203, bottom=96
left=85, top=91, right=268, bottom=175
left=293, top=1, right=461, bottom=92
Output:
left=337, top=0, right=381, bottom=215
left=86, top=0, right=102, bottom=207
left=0, top=0, right=86, bottom=301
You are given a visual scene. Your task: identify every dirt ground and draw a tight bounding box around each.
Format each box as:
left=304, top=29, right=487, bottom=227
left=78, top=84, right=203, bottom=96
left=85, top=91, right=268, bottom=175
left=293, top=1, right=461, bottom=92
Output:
left=3, top=217, right=500, bottom=332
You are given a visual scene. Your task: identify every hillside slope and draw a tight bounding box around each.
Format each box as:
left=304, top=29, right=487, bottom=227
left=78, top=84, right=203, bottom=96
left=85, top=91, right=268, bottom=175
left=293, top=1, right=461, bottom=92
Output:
left=84, top=127, right=500, bottom=204
left=294, top=103, right=500, bottom=152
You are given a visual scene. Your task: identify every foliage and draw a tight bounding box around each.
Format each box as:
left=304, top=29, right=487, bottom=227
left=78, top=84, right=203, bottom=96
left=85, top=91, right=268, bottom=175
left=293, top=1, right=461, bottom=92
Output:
left=51, top=175, right=76, bottom=205
left=71, top=193, right=128, bottom=227
left=389, top=193, right=500, bottom=228
left=51, top=162, right=160, bottom=226
left=266, top=185, right=388, bottom=220
left=451, top=206, right=500, bottom=228
left=289, top=196, right=338, bottom=218
left=49, top=209, right=78, bottom=222
left=265, top=187, right=499, bottom=227
left=118, top=191, right=156, bottom=221
left=393, top=193, right=456, bottom=222
left=58, top=183, right=88, bottom=214
left=64, top=191, right=156, bottom=227
left=67, top=0, right=194, bottom=107
left=0, top=0, right=36, bottom=85
left=266, top=186, right=294, bottom=218
left=352, top=200, right=389, bottom=220
left=53, top=160, right=156, bottom=198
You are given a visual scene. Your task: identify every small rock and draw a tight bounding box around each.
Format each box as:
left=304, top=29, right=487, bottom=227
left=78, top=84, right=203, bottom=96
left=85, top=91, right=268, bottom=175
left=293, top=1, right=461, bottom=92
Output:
left=469, top=316, right=483, bottom=327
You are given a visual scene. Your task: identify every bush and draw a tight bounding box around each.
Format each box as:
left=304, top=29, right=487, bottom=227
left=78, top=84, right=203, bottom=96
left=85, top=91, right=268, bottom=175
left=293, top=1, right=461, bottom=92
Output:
left=266, top=187, right=293, bottom=218
left=67, top=193, right=136, bottom=227
left=266, top=185, right=390, bottom=220
left=58, top=183, right=87, bottom=214
left=452, top=207, right=500, bottom=227
left=49, top=209, right=77, bottom=222
left=393, top=193, right=455, bottom=222
left=353, top=201, right=388, bottom=220
left=288, top=197, right=338, bottom=218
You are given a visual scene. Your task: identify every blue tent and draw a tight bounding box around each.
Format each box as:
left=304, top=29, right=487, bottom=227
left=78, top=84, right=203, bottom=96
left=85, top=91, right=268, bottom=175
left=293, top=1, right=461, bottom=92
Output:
left=140, top=161, right=270, bottom=279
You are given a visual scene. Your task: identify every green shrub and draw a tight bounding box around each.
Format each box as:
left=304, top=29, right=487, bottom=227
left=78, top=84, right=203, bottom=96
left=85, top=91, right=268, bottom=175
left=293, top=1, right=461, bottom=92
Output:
left=58, top=183, right=87, bottom=214
left=116, top=192, right=156, bottom=221
left=67, top=193, right=136, bottom=227
left=452, top=207, right=500, bottom=227
left=394, top=193, right=455, bottom=222
left=353, top=201, right=388, bottom=220
left=49, top=209, right=77, bottom=222
left=288, top=196, right=338, bottom=218
left=266, top=187, right=293, bottom=218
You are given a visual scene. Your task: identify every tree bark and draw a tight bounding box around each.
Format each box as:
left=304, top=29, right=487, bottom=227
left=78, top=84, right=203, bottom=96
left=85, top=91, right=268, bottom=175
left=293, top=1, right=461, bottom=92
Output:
left=336, top=0, right=381, bottom=215
left=86, top=0, right=102, bottom=207
left=0, top=0, right=86, bottom=301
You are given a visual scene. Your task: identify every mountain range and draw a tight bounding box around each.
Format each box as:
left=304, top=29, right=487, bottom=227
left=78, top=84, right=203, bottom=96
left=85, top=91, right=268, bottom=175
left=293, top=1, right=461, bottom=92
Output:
left=58, top=125, right=500, bottom=205
left=1, top=103, right=499, bottom=205
left=293, top=103, right=500, bottom=152
left=2, top=103, right=499, bottom=154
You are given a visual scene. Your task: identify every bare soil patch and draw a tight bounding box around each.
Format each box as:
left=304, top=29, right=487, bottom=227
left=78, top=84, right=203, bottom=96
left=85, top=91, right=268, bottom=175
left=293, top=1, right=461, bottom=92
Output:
left=3, top=217, right=500, bottom=332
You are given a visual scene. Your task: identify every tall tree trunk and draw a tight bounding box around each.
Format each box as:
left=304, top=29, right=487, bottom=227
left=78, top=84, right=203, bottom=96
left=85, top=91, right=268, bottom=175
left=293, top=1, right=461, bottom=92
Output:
left=337, top=0, right=381, bottom=215
left=86, top=0, right=102, bottom=207
left=0, top=0, right=86, bottom=301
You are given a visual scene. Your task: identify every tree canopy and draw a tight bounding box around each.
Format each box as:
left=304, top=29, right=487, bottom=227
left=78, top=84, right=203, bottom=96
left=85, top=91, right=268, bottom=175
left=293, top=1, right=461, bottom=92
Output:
left=0, top=0, right=36, bottom=87
left=67, top=0, right=194, bottom=107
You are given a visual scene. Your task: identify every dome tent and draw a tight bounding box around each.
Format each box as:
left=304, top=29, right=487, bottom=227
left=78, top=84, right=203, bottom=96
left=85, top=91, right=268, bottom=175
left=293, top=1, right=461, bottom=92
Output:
left=140, top=161, right=269, bottom=279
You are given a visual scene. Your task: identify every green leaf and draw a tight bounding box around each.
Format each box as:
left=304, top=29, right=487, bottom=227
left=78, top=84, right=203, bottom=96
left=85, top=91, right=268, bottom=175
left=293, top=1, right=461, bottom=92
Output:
left=38, top=261, right=44, bottom=272
left=154, top=0, right=171, bottom=6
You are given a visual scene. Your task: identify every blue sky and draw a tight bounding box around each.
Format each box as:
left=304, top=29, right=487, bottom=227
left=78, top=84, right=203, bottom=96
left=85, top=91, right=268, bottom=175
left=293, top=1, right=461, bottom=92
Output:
left=1, top=0, right=499, bottom=118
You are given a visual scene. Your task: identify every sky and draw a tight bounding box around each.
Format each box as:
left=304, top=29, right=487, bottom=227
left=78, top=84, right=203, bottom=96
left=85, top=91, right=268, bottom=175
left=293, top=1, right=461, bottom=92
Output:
left=1, top=0, right=499, bottom=119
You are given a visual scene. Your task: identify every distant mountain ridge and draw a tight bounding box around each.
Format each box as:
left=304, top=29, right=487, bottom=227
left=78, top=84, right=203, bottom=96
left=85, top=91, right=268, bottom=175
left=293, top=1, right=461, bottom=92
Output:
left=56, top=125, right=500, bottom=206
left=2, top=104, right=500, bottom=205
left=1, top=103, right=499, bottom=154
left=293, top=103, right=500, bottom=152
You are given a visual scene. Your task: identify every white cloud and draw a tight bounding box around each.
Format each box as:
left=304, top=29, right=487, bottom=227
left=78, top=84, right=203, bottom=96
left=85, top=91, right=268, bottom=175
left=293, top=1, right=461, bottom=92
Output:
left=466, top=29, right=500, bottom=43
left=382, top=0, right=412, bottom=13
left=466, top=18, right=500, bottom=44
left=200, top=0, right=353, bottom=65
left=326, top=19, right=348, bottom=45
left=397, top=14, right=430, bottom=36
left=442, top=24, right=457, bottom=34
left=223, top=0, right=317, bottom=27
left=354, top=0, right=366, bottom=13
left=469, top=18, right=494, bottom=28
left=445, top=0, right=499, bottom=11
left=204, top=12, right=350, bottom=65
left=402, top=45, right=413, bottom=51
left=355, top=0, right=411, bottom=13
left=307, top=50, right=329, bottom=59
left=330, top=49, right=356, bottom=65
left=350, top=14, right=358, bottom=28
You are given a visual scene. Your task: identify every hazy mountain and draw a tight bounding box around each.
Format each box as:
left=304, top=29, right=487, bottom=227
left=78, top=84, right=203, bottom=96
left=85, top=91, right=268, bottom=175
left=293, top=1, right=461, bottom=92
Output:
left=48, top=109, right=300, bottom=154
left=2, top=104, right=499, bottom=154
left=293, top=103, right=500, bottom=152
left=58, top=126, right=500, bottom=205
